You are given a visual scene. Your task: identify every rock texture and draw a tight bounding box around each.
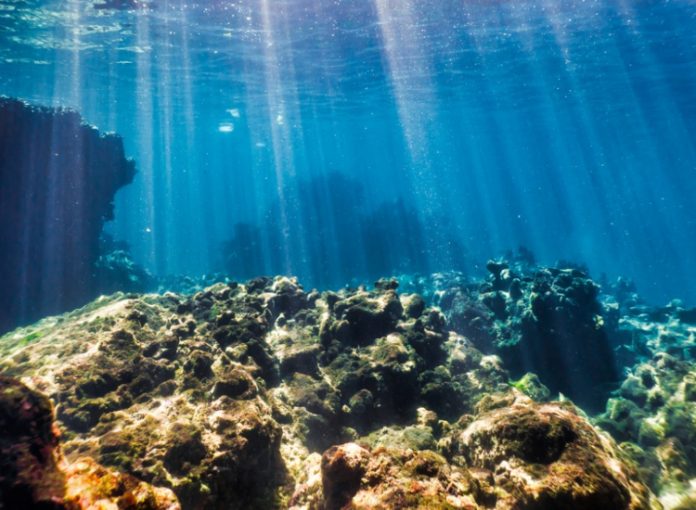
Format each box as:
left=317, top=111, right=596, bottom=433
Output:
left=309, top=394, right=653, bottom=510
left=0, top=98, right=135, bottom=334
left=0, top=274, right=664, bottom=509
left=448, top=394, right=652, bottom=510
left=596, top=308, right=696, bottom=509
left=419, top=261, right=619, bottom=412
left=0, top=375, right=179, bottom=510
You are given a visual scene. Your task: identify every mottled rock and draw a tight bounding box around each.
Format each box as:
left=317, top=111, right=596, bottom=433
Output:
left=451, top=395, right=653, bottom=510
left=0, top=375, right=179, bottom=510
left=321, top=443, right=370, bottom=510
left=436, top=265, right=619, bottom=411
left=0, top=273, right=667, bottom=510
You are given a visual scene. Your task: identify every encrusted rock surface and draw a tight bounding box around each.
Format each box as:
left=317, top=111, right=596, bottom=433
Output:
left=430, top=261, right=618, bottom=412
left=0, top=375, right=179, bottom=510
left=0, top=273, right=673, bottom=509
left=448, top=393, right=652, bottom=510
left=309, top=393, right=654, bottom=510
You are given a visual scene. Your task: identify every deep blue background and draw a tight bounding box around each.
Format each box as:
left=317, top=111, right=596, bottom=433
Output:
left=1, top=0, right=695, bottom=303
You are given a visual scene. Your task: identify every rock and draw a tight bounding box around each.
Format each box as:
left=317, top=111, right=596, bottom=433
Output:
left=438, top=264, right=619, bottom=412
left=63, top=457, right=180, bottom=510
left=401, top=293, right=426, bottom=318
left=0, top=375, right=65, bottom=507
left=213, top=368, right=256, bottom=399
left=450, top=394, right=653, bottom=510
left=0, top=375, right=179, bottom=510
left=279, top=345, right=321, bottom=377
left=321, top=444, right=479, bottom=509
left=510, top=372, right=551, bottom=401
left=331, top=289, right=403, bottom=345
left=0, top=98, right=135, bottom=334
left=0, top=273, right=667, bottom=510
left=321, top=443, right=370, bottom=510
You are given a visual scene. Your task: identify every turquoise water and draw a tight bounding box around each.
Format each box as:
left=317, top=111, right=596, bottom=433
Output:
left=1, top=0, right=695, bottom=303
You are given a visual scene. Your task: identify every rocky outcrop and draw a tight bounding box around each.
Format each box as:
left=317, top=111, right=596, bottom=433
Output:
left=0, top=375, right=179, bottom=510
left=432, top=262, right=619, bottom=412
left=0, top=98, right=135, bottom=334
left=313, top=394, right=654, bottom=510
left=0, top=275, right=663, bottom=509
left=597, top=351, right=696, bottom=509
left=0, top=277, right=510, bottom=508
left=318, top=443, right=478, bottom=509
left=448, top=394, right=652, bottom=510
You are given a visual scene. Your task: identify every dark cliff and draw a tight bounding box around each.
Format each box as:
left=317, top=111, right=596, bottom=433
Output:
left=0, top=98, right=135, bottom=334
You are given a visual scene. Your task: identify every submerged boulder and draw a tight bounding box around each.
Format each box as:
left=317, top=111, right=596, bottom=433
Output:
left=315, top=394, right=655, bottom=510
left=448, top=394, right=653, bottom=510
left=0, top=98, right=136, bottom=335
left=319, top=443, right=478, bottom=509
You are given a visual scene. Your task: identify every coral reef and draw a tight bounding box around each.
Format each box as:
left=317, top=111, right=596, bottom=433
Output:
left=0, top=375, right=179, bottom=509
left=3, top=268, right=689, bottom=509
left=0, top=98, right=135, bottom=334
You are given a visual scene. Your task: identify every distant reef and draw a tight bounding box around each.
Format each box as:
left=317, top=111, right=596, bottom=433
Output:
left=6, top=261, right=696, bottom=509
left=0, top=97, right=135, bottom=334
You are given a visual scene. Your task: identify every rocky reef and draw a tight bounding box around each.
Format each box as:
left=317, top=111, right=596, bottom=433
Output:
left=0, top=98, right=135, bottom=335
left=410, top=259, right=619, bottom=412
left=595, top=305, right=696, bottom=509
left=0, top=375, right=179, bottom=509
left=1, top=268, right=676, bottom=509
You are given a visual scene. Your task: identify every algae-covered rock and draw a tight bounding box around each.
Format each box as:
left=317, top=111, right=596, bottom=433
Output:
left=320, top=443, right=479, bottom=510
left=314, top=394, right=655, bottom=510
left=436, top=263, right=619, bottom=412
left=448, top=394, right=654, bottom=510
left=597, top=350, right=696, bottom=507
left=0, top=375, right=179, bottom=510
left=0, top=290, right=285, bottom=509
left=0, top=274, right=665, bottom=510
left=511, top=372, right=551, bottom=401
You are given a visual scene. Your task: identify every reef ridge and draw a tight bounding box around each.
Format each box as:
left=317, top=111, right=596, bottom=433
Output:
left=4, top=263, right=690, bottom=508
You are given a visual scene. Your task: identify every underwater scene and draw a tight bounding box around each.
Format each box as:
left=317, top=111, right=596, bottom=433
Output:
left=1, top=0, right=696, bottom=508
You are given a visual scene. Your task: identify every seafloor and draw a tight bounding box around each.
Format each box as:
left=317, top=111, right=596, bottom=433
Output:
left=2, top=258, right=696, bottom=510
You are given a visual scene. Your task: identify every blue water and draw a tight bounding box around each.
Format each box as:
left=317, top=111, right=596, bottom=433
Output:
left=1, top=0, right=695, bottom=303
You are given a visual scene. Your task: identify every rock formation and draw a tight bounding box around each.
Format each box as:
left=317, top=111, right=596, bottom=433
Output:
left=0, top=274, right=663, bottom=509
left=0, top=375, right=179, bottom=509
left=422, top=261, right=619, bottom=412
left=0, top=98, right=135, bottom=334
